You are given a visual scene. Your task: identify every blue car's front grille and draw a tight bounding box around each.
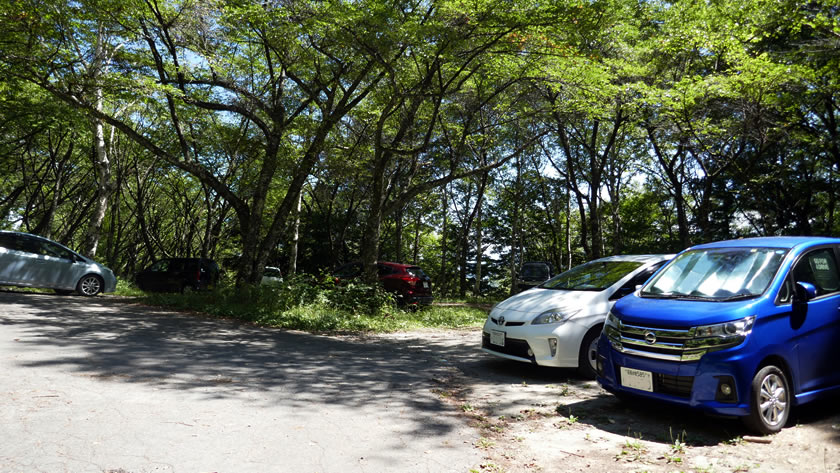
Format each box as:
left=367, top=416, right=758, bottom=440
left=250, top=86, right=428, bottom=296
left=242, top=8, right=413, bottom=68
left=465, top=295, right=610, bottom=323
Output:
left=606, top=320, right=708, bottom=362
left=654, top=372, right=694, bottom=397
left=616, top=365, right=694, bottom=398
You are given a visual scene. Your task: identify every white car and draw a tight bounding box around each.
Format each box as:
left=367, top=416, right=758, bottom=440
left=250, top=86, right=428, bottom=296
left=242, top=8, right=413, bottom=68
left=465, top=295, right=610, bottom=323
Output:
left=261, top=266, right=283, bottom=286
left=482, top=254, right=673, bottom=378
left=0, top=231, right=117, bottom=296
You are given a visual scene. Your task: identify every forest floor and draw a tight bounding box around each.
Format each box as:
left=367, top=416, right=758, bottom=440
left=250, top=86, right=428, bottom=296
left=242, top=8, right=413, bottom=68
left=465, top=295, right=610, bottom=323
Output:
left=367, top=328, right=840, bottom=473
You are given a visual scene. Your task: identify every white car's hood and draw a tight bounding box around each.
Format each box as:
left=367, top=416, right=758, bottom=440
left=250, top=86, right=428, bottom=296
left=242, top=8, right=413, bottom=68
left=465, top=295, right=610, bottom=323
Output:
left=491, top=288, right=602, bottom=322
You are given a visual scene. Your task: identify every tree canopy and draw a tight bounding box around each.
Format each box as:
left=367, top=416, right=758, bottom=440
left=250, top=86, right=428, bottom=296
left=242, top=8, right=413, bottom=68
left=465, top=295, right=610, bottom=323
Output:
left=1, top=0, right=838, bottom=294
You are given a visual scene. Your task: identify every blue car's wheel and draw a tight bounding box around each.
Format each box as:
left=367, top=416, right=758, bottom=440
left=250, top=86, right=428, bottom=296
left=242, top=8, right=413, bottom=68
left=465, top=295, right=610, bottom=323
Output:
left=744, top=365, right=790, bottom=435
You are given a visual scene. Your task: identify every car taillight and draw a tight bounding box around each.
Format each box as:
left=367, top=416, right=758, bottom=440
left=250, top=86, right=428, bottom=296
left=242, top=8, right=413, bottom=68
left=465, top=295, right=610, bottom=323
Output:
left=401, top=276, right=418, bottom=287
left=196, top=270, right=201, bottom=281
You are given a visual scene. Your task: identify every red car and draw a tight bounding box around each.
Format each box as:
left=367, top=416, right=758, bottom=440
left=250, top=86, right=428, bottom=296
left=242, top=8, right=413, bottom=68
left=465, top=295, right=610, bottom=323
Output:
left=334, top=261, right=434, bottom=306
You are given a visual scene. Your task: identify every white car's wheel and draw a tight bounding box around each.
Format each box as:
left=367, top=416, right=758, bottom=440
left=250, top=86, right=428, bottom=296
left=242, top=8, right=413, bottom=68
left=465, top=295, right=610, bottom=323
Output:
left=577, top=326, right=602, bottom=379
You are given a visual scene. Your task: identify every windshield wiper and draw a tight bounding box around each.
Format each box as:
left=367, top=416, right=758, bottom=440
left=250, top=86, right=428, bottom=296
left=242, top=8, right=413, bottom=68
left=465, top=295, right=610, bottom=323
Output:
left=640, top=292, right=715, bottom=301
left=717, top=294, right=758, bottom=302
left=640, top=292, right=683, bottom=299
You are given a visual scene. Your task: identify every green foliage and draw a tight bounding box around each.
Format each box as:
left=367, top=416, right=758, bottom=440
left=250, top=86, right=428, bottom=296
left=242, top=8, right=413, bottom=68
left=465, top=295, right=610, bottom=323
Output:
left=1, top=0, right=839, bottom=294
left=135, top=278, right=486, bottom=332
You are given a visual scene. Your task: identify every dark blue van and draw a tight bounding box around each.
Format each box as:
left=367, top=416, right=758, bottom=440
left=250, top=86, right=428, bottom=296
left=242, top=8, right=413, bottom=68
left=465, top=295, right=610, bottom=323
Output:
left=597, top=236, right=840, bottom=434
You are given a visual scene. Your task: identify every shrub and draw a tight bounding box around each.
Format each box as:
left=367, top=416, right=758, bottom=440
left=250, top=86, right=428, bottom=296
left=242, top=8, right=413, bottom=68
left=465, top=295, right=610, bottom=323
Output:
left=133, top=276, right=488, bottom=332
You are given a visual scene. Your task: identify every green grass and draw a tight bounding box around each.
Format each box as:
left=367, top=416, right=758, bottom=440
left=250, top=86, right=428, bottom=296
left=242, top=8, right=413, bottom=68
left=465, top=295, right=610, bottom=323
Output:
left=121, top=280, right=488, bottom=333
left=436, top=295, right=502, bottom=305
left=114, top=279, right=144, bottom=296
left=7, top=277, right=489, bottom=332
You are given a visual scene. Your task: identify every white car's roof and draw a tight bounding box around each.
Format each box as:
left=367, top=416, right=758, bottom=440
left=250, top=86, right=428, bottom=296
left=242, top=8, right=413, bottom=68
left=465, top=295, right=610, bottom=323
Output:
left=589, top=254, right=675, bottom=264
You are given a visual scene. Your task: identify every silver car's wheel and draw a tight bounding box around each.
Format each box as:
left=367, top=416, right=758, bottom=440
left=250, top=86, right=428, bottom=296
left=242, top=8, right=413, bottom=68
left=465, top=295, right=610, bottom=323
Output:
left=76, top=275, right=103, bottom=297
left=744, top=365, right=790, bottom=435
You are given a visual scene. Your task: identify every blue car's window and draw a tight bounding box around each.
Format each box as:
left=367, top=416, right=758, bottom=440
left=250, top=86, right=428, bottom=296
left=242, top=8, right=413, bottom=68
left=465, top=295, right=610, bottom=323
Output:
left=642, top=248, right=787, bottom=300
left=540, top=261, right=643, bottom=291
left=792, top=248, right=840, bottom=296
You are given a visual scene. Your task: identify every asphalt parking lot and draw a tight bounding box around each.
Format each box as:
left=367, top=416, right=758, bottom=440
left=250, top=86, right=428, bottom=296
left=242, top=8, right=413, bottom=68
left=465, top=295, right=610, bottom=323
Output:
left=0, top=291, right=482, bottom=473
left=3, top=290, right=840, bottom=473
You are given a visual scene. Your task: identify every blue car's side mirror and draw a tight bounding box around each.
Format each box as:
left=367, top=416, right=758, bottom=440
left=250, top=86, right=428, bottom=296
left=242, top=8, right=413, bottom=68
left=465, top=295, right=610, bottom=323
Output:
left=794, top=281, right=818, bottom=302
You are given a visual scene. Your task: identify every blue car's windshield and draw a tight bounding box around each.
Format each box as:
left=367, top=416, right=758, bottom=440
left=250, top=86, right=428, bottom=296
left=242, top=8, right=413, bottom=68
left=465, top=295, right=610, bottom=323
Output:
left=540, top=261, right=642, bottom=291
left=641, top=247, right=787, bottom=300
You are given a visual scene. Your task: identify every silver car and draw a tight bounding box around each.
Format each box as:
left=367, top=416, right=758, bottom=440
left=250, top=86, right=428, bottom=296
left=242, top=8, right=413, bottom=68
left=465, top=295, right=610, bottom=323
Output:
left=0, top=231, right=117, bottom=296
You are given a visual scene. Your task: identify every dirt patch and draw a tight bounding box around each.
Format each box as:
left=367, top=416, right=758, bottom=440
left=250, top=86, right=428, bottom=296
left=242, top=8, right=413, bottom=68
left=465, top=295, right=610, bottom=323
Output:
left=368, top=329, right=840, bottom=473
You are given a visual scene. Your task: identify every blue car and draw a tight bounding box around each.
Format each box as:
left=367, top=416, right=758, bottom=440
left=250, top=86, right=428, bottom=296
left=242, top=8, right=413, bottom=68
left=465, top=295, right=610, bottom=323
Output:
left=597, top=236, right=840, bottom=434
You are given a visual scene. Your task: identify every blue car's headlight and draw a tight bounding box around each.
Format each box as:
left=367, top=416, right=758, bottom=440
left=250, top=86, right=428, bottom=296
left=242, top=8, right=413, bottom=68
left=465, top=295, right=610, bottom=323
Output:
left=688, top=316, right=755, bottom=351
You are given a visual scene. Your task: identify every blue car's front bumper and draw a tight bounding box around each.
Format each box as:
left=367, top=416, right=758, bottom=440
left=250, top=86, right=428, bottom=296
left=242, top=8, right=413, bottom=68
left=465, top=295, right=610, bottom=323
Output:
left=596, top=334, right=754, bottom=417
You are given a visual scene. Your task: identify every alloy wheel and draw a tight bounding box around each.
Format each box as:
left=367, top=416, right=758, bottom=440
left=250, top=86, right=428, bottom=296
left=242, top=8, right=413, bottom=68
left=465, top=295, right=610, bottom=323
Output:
left=758, top=372, right=788, bottom=428
left=78, top=275, right=102, bottom=296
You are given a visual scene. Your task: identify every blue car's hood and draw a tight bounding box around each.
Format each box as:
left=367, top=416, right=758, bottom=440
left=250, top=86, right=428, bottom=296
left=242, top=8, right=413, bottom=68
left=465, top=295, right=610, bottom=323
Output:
left=613, top=293, right=764, bottom=327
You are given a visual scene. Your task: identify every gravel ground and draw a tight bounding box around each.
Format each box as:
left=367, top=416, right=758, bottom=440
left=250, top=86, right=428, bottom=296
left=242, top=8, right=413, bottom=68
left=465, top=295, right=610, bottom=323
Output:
left=366, top=328, right=840, bottom=473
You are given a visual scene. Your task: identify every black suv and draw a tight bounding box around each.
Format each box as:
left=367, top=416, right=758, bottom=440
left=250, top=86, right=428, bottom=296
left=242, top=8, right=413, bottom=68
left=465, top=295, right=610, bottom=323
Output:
left=515, top=261, right=553, bottom=293
left=135, top=258, right=220, bottom=293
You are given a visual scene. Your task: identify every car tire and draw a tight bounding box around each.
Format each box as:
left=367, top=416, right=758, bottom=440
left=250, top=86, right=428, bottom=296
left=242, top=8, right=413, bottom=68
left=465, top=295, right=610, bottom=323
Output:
left=577, top=325, right=603, bottom=379
left=743, top=365, right=790, bottom=435
left=76, top=275, right=103, bottom=296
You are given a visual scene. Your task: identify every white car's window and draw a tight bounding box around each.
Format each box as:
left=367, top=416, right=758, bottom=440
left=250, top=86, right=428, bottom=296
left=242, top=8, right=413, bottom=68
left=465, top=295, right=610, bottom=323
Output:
left=540, top=261, right=643, bottom=291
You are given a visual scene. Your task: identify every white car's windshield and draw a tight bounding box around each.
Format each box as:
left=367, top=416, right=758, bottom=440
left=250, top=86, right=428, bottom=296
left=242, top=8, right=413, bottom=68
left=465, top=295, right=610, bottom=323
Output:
left=641, top=247, right=787, bottom=300
left=540, top=261, right=642, bottom=291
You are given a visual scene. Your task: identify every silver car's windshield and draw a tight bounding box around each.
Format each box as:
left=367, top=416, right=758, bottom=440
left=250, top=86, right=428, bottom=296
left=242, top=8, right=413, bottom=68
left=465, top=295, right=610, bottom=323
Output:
left=641, top=247, right=787, bottom=300
left=540, top=261, right=643, bottom=291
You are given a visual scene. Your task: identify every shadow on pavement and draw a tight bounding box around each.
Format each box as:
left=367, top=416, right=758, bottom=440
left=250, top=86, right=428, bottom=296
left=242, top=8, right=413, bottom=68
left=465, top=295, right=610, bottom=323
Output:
left=4, top=289, right=840, bottom=447
left=0, top=291, right=463, bottom=440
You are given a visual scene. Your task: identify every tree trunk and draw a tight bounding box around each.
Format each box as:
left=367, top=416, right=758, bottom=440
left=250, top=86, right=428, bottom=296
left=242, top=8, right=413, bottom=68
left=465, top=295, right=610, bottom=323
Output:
left=288, top=190, right=302, bottom=276
left=361, top=149, right=390, bottom=282
left=394, top=207, right=403, bottom=263
left=509, top=156, right=522, bottom=296
left=438, top=185, right=449, bottom=295
left=82, top=94, right=114, bottom=258
left=565, top=184, right=572, bottom=270
left=412, top=212, right=421, bottom=264
left=33, top=140, right=72, bottom=239
left=474, top=199, right=483, bottom=295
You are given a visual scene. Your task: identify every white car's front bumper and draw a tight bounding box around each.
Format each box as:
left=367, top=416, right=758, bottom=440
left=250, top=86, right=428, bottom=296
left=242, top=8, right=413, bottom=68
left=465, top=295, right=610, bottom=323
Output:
left=481, top=317, right=594, bottom=368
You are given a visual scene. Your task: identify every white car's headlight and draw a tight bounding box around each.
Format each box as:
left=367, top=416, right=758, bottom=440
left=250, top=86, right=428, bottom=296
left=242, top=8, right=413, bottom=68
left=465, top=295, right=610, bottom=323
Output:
left=532, top=308, right=580, bottom=325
